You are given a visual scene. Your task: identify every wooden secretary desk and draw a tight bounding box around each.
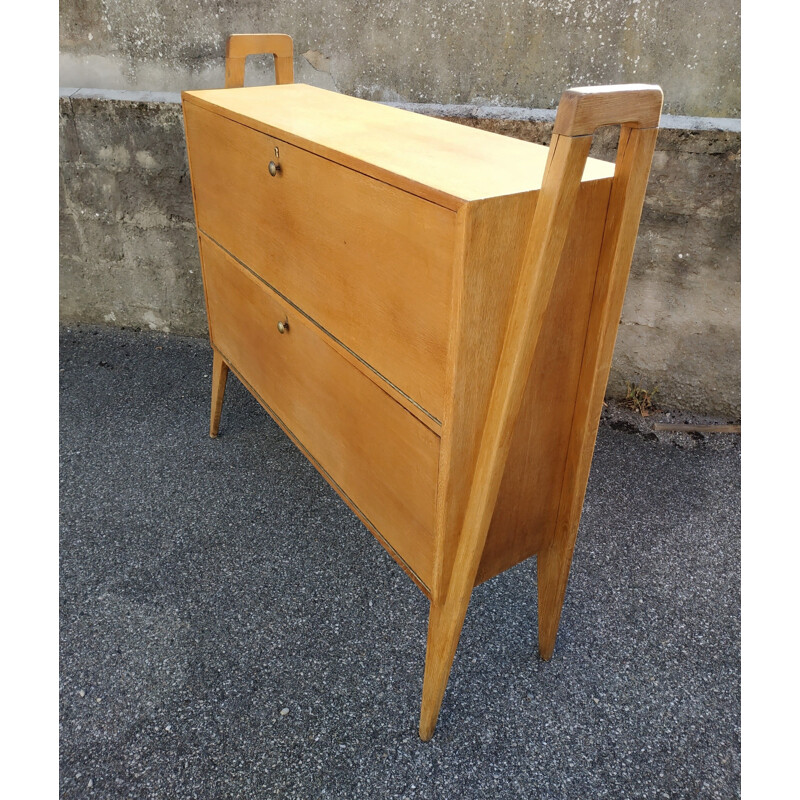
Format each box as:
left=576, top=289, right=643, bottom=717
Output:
left=182, top=33, right=662, bottom=739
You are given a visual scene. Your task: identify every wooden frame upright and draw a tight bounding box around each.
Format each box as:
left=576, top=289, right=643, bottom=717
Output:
left=420, top=86, right=662, bottom=739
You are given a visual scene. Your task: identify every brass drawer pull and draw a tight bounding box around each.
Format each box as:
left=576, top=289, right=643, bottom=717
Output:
left=277, top=319, right=289, bottom=334
left=268, top=160, right=281, bottom=177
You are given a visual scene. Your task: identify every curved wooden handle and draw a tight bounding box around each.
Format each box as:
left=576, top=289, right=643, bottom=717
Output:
left=553, top=84, right=663, bottom=136
left=225, top=33, right=294, bottom=88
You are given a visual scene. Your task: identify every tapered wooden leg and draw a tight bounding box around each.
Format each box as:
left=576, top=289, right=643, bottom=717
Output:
left=209, top=349, right=229, bottom=438
left=537, top=542, right=575, bottom=660
left=419, top=110, right=662, bottom=736
left=419, top=593, right=473, bottom=741
left=418, top=135, right=596, bottom=740
left=536, top=127, right=662, bottom=661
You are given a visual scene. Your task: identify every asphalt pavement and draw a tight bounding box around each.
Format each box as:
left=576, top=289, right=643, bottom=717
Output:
left=59, top=324, right=740, bottom=799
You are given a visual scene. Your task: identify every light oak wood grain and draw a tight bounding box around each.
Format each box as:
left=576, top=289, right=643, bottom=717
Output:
left=182, top=84, right=615, bottom=210
left=477, top=177, right=612, bottom=585
left=553, top=84, right=663, bottom=136
left=225, top=34, right=294, bottom=88
left=199, top=233, right=440, bottom=589
left=183, top=74, right=661, bottom=740
left=209, top=348, right=229, bottom=438
left=184, top=100, right=455, bottom=422
left=431, top=179, right=612, bottom=601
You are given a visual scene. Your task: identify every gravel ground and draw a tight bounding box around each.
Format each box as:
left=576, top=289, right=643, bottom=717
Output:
left=59, top=324, right=740, bottom=799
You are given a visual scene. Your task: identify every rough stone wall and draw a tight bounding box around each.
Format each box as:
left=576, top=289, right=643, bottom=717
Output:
left=60, top=0, right=740, bottom=118
left=58, top=89, right=740, bottom=416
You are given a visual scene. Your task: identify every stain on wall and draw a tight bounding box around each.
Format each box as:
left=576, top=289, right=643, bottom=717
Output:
left=60, top=0, right=740, bottom=117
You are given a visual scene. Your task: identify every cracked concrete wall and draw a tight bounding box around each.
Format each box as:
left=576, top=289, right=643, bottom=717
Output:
left=58, top=89, right=740, bottom=416
left=60, top=0, right=740, bottom=118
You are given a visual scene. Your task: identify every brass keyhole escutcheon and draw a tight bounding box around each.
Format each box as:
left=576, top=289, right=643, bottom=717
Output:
left=277, top=319, right=289, bottom=334
left=268, top=160, right=281, bottom=177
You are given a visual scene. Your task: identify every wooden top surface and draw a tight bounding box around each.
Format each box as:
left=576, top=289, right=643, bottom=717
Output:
left=182, top=84, right=615, bottom=209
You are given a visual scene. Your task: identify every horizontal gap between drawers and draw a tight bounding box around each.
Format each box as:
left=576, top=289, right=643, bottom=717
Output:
left=200, top=229, right=443, bottom=430
left=217, top=347, right=433, bottom=596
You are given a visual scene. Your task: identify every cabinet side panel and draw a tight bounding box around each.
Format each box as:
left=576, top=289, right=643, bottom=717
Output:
left=475, top=178, right=613, bottom=584
left=182, top=99, right=213, bottom=343
left=433, top=192, right=538, bottom=602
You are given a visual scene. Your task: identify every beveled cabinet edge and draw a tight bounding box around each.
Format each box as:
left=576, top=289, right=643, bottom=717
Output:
left=431, top=193, right=542, bottom=603
left=431, top=201, right=472, bottom=603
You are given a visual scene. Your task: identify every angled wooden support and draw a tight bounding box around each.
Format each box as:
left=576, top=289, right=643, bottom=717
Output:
left=209, top=348, right=229, bottom=438
left=419, top=85, right=663, bottom=741
left=537, top=87, right=662, bottom=660
left=225, top=34, right=294, bottom=88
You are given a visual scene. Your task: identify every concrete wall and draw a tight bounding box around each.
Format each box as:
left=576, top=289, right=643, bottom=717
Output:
left=58, top=88, right=740, bottom=417
left=59, top=0, right=741, bottom=415
left=60, top=0, right=740, bottom=118
left=59, top=90, right=206, bottom=336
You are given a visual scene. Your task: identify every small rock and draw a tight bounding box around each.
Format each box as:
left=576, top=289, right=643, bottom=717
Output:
left=280, top=707, right=289, bottom=716
left=78, top=689, right=85, bottom=697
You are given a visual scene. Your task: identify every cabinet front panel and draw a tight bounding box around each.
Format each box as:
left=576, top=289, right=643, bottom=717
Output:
left=185, top=101, right=455, bottom=422
left=199, top=234, right=439, bottom=588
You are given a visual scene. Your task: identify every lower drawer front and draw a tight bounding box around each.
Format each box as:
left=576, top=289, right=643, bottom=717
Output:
left=200, top=234, right=439, bottom=588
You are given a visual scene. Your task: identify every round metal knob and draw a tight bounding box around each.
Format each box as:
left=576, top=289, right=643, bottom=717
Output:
left=277, top=320, right=289, bottom=334
left=268, top=160, right=281, bottom=177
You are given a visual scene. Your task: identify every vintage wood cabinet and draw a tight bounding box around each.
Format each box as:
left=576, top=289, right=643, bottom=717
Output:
left=182, top=34, right=662, bottom=739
